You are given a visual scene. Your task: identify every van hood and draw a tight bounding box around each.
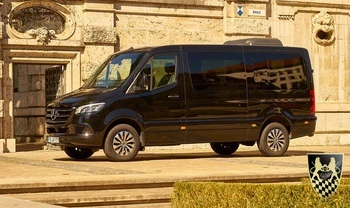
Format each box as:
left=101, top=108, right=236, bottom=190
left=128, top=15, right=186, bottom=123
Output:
left=48, top=88, right=115, bottom=108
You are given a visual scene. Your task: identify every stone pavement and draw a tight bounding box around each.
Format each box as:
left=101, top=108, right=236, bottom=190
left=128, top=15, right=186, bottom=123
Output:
left=0, top=144, right=349, bottom=207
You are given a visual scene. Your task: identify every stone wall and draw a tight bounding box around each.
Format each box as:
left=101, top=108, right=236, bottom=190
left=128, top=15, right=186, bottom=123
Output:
left=81, top=0, right=225, bottom=80
left=115, top=1, right=224, bottom=48
left=272, top=0, right=350, bottom=145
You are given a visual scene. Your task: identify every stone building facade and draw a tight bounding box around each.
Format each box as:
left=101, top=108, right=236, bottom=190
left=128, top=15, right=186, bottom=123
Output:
left=0, top=0, right=349, bottom=152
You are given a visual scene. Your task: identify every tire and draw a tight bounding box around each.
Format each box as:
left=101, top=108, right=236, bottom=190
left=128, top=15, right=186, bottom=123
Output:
left=103, top=124, right=140, bottom=162
left=258, top=122, right=290, bottom=157
left=64, top=147, right=94, bottom=159
left=210, top=142, right=239, bottom=156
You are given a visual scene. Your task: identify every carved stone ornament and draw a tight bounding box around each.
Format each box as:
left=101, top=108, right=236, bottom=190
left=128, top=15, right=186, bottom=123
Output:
left=8, top=1, right=76, bottom=44
left=312, top=12, right=335, bottom=46
left=225, top=18, right=270, bottom=36
left=82, top=26, right=118, bottom=44
left=26, top=27, right=56, bottom=44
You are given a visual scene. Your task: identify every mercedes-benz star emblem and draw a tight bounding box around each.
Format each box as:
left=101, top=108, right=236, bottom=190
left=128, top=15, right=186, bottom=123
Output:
left=51, top=109, right=59, bottom=120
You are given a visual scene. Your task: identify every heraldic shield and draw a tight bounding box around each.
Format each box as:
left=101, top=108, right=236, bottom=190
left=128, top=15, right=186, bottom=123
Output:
left=307, top=153, right=344, bottom=198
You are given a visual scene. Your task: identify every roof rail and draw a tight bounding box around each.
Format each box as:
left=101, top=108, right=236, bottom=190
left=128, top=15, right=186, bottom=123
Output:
left=224, top=38, right=283, bottom=46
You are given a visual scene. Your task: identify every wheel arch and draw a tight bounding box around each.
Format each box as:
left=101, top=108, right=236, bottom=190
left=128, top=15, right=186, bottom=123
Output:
left=260, top=115, right=292, bottom=138
left=102, top=118, right=143, bottom=147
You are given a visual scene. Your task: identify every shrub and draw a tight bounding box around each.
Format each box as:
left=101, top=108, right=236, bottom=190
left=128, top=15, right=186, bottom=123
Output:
left=172, top=179, right=350, bottom=208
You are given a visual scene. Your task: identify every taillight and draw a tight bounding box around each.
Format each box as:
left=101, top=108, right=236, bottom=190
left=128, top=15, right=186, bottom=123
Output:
left=310, top=90, right=315, bottom=115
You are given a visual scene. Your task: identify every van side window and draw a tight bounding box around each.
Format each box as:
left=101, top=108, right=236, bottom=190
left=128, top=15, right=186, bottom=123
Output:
left=246, top=53, right=307, bottom=90
left=153, top=54, right=176, bottom=89
left=129, top=53, right=176, bottom=93
left=188, top=52, right=246, bottom=91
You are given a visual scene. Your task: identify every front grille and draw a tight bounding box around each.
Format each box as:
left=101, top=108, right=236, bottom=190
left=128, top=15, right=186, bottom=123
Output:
left=46, top=107, right=73, bottom=124
left=47, top=127, right=68, bottom=134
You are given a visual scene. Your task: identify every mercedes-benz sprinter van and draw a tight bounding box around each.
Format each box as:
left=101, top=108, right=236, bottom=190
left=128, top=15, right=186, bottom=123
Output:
left=46, top=38, right=316, bottom=161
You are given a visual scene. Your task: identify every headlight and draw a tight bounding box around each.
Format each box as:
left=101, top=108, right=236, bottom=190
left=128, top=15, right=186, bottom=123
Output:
left=75, top=103, right=105, bottom=115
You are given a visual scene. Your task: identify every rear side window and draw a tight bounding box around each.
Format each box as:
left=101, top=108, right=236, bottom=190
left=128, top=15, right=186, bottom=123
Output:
left=245, top=53, right=307, bottom=90
left=188, top=52, right=246, bottom=91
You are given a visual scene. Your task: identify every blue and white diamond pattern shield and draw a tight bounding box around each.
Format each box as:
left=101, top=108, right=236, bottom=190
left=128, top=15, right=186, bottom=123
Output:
left=237, top=6, right=243, bottom=16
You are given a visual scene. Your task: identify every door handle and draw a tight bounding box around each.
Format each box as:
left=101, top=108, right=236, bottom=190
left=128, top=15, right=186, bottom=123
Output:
left=168, top=94, right=179, bottom=100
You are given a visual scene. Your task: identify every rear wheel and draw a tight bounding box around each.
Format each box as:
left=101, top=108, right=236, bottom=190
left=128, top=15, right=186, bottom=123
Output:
left=258, top=122, right=290, bottom=156
left=210, top=142, right=239, bottom=155
left=64, top=147, right=94, bottom=159
left=103, top=124, right=140, bottom=162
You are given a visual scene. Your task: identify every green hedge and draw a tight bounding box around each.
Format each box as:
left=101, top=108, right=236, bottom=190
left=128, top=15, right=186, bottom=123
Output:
left=172, top=179, right=350, bottom=208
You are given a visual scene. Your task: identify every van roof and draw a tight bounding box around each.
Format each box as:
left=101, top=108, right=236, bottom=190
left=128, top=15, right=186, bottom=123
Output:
left=224, top=38, right=283, bottom=46
left=123, top=38, right=303, bottom=55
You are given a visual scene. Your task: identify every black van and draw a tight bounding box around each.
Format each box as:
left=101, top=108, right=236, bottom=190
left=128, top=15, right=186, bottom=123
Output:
left=46, top=38, right=316, bottom=161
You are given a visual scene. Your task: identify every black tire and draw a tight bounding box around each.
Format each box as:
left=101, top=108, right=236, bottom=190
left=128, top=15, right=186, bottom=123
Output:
left=103, top=124, right=140, bottom=162
left=210, top=142, right=239, bottom=156
left=258, top=122, right=290, bottom=157
left=64, top=147, right=94, bottom=159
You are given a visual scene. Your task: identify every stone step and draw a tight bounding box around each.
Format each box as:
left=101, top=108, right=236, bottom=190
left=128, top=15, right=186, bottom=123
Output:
left=6, top=187, right=173, bottom=207
left=0, top=179, right=174, bottom=194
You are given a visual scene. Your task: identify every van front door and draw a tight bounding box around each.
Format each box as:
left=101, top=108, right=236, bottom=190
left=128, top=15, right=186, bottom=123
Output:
left=183, top=46, right=249, bottom=143
left=129, top=50, right=186, bottom=145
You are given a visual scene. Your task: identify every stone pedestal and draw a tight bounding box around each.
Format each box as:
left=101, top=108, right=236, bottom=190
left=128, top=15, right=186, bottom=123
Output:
left=0, top=139, right=16, bottom=153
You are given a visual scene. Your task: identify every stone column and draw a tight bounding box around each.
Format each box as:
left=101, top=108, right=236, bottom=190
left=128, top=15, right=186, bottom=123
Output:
left=0, top=51, right=16, bottom=153
left=1, top=58, right=16, bottom=153
left=0, top=1, right=16, bottom=153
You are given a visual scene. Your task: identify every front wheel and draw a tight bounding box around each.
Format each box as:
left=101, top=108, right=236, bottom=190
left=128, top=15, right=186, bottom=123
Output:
left=210, top=142, right=239, bottom=156
left=103, top=124, right=140, bottom=162
left=258, top=122, right=290, bottom=157
left=64, top=147, right=94, bottom=159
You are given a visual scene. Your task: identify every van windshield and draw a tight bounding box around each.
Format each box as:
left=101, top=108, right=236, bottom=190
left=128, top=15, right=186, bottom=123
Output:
left=81, top=52, right=145, bottom=89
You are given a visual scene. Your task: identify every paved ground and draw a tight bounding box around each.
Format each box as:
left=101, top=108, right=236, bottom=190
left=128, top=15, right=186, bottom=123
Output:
left=0, top=143, right=349, bottom=207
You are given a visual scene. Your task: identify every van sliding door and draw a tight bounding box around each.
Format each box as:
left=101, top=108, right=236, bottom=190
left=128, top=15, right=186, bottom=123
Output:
left=184, top=46, right=249, bottom=143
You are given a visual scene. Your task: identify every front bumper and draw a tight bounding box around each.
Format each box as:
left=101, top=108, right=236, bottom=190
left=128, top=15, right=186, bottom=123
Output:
left=46, top=113, right=106, bottom=148
left=46, top=133, right=103, bottom=148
